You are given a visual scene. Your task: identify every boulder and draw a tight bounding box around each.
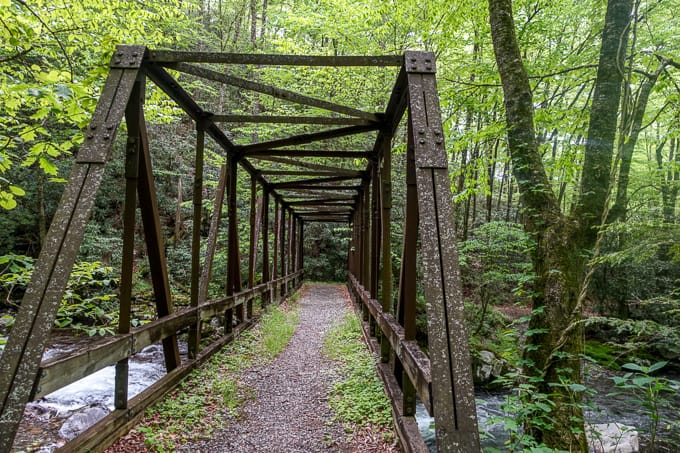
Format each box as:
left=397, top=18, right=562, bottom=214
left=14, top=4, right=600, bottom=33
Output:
left=58, top=404, right=110, bottom=441
left=587, top=423, right=639, bottom=453
left=472, top=350, right=506, bottom=388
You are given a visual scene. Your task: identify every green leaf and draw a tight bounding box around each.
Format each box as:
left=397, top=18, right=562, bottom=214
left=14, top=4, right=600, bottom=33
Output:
left=9, top=185, right=25, bottom=196
left=568, top=383, right=587, bottom=392
left=648, top=361, right=668, bottom=373
left=622, top=363, right=645, bottom=372
left=632, top=376, right=654, bottom=387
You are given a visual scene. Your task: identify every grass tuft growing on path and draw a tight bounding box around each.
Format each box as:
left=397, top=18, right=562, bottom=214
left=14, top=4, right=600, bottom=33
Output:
left=324, top=311, right=393, bottom=429
left=119, top=298, right=300, bottom=452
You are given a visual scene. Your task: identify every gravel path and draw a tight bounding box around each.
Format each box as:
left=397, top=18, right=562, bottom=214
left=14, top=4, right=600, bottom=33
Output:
left=181, top=284, right=351, bottom=452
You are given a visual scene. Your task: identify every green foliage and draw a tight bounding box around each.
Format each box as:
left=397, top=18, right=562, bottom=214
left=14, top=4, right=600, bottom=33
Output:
left=585, top=316, right=680, bottom=366
left=259, top=305, right=299, bottom=359
left=609, top=361, right=680, bottom=450
left=303, top=224, right=349, bottom=282
left=137, top=300, right=300, bottom=451
left=459, top=222, right=535, bottom=306
left=0, top=254, right=120, bottom=335
left=324, top=312, right=392, bottom=428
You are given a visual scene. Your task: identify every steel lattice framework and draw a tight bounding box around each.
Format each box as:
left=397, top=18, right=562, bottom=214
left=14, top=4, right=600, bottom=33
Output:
left=0, top=46, right=480, bottom=452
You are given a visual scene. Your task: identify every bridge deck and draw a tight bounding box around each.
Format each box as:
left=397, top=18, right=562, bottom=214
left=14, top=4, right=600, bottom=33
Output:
left=108, top=284, right=399, bottom=452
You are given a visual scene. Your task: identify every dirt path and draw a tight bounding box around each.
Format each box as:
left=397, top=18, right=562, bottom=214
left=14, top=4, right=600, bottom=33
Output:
left=180, top=284, right=354, bottom=452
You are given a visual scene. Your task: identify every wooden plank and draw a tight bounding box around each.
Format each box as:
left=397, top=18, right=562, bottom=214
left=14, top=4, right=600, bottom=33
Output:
left=407, top=55, right=480, bottom=452
left=60, top=316, right=261, bottom=452
left=355, top=305, right=429, bottom=453
left=149, top=51, right=403, bottom=66
left=0, top=62, right=140, bottom=446
left=239, top=124, right=379, bottom=152
left=212, top=114, right=373, bottom=126
left=349, top=274, right=432, bottom=413
left=171, top=63, right=380, bottom=121
left=272, top=184, right=361, bottom=191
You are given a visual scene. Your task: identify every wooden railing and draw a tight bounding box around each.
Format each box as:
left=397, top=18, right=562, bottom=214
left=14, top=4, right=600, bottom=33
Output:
left=40, top=271, right=302, bottom=452
left=348, top=273, right=431, bottom=452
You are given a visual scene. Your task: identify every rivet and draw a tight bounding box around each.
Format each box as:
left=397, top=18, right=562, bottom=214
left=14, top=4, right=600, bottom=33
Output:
left=106, top=125, right=114, bottom=130
left=90, top=125, right=97, bottom=130
left=410, top=57, right=416, bottom=62
left=104, top=135, right=110, bottom=140
left=419, top=139, right=425, bottom=145
left=410, top=66, right=417, bottom=70
left=425, top=59, right=431, bottom=63
left=115, top=59, right=121, bottom=64
left=436, top=140, right=443, bottom=145
left=87, top=134, right=94, bottom=139
left=132, top=53, right=138, bottom=57
left=117, top=52, right=123, bottom=57
left=41, top=370, right=47, bottom=378
left=418, top=130, right=425, bottom=135
left=425, top=66, right=432, bottom=71
left=36, top=387, right=41, bottom=394
left=434, top=131, right=440, bottom=136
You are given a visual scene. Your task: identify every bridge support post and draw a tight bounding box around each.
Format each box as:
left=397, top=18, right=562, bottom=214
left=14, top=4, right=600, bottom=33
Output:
left=188, top=116, right=208, bottom=359
left=405, top=51, right=480, bottom=452
left=379, top=138, right=393, bottom=364
left=262, top=189, right=271, bottom=306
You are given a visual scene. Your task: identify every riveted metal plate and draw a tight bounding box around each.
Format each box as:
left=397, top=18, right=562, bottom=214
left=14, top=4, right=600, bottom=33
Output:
left=76, top=122, right=121, bottom=164
left=413, top=128, right=448, bottom=169
left=404, top=51, right=436, bottom=74
left=109, top=45, right=146, bottom=69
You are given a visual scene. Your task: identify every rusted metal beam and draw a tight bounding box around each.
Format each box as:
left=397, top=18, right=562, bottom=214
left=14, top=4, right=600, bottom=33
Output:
left=262, top=189, right=271, bottom=305
left=188, top=121, right=206, bottom=360
left=198, top=164, right=227, bottom=304
left=170, top=63, right=380, bottom=121
left=406, top=50, right=480, bottom=452
left=136, top=104, right=181, bottom=372
left=260, top=170, right=363, bottom=177
left=273, top=184, right=361, bottom=191
left=114, top=75, right=145, bottom=411
left=244, top=149, right=372, bottom=159
left=270, top=175, right=360, bottom=189
left=252, top=156, right=363, bottom=174
left=287, top=199, right=356, bottom=206
left=0, top=54, right=143, bottom=446
left=212, top=114, right=374, bottom=126
left=239, top=124, right=379, bottom=153
left=149, top=51, right=403, bottom=66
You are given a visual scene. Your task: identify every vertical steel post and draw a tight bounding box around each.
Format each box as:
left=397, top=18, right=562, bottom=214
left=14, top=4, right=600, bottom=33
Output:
left=115, top=75, right=145, bottom=409
left=225, top=154, right=238, bottom=333
left=188, top=118, right=206, bottom=359
left=380, top=140, right=393, bottom=363
left=406, top=50, right=480, bottom=452
left=397, top=113, right=419, bottom=417
left=273, top=198, right=280, bottom=301
left=262, top=188, right=271, bottom=306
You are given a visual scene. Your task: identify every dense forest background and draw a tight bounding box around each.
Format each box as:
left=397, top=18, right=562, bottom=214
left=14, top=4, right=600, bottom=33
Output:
left=2, top=0, right=680, bottom=450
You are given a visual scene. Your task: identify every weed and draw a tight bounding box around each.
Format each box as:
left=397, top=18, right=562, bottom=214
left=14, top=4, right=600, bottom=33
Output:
left=324, top=312, right=393, bottom=428
left=132, top=300, right=301, bottom=450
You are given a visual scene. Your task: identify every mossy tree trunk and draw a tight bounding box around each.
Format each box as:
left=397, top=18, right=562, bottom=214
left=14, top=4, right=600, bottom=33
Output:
left=488, top=0, right=633, bottom=449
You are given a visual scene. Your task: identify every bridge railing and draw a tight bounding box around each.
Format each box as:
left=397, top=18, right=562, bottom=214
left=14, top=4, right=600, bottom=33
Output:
left=36, top=271, right=302, bottom=452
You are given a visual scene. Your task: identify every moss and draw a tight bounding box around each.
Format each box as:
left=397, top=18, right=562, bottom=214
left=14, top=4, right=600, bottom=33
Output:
left=584, top=340, right=621, bottom=370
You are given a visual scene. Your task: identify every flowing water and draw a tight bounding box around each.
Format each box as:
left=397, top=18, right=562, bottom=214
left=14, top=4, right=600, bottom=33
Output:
left=10, top=339, right=181, bottom=452
left=417, top=364, right=680, bottom=452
